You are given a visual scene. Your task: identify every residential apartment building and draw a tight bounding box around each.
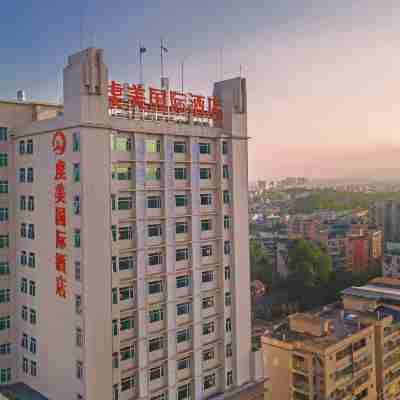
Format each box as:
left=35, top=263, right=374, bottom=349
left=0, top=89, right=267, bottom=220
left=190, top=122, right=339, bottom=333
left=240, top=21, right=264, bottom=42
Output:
left=262, top=304, right=377, bottom=400
left=382, top=242, right=400, bottom=278
left=262, top=277, right=400, bottom=400
left=288, top=215, right=318, bottom=241
left=369, top=201, right=400, bottom=244
left=0, top=48, right=264, bottom=400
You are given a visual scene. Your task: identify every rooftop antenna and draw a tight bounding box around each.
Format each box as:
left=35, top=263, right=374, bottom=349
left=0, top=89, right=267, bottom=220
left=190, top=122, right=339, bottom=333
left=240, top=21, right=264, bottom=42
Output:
left=160, top=38, right=169, bottom=90
left=80, top=4, right=84, bottom=50
left=139, top=43, right=146, bottom=86
left=180, top=55, right=189, bottom=93
left=219, top=47, right=223, bottom=81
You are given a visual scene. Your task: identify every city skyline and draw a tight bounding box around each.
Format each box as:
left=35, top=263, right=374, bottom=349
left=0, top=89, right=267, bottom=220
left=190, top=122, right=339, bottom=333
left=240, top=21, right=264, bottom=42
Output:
left=2, top=1, right=400, bottom=180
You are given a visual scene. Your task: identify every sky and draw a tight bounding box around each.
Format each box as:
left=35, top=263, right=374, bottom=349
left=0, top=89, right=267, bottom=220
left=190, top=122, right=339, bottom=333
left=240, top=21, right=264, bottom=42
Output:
left=2, top=0, right=400, bottom=181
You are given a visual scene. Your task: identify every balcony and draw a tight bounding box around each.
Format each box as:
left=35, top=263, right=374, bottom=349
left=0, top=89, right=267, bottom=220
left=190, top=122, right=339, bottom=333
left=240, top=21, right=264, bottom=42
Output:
left=384, top=322, right=400, bottom=338
left=292, top=380, right=310, bottom=394
left=384, top=367, right=400, bottom=386
left=292, top=391, right=310, bottom=400
left=384, top=351, right=400, bottom=371
left=292, top=359, right=309, bottom=375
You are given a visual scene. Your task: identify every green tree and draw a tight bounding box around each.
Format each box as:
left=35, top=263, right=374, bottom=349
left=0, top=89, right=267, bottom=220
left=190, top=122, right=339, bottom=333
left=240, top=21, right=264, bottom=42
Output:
left=249, top=239, right=273, bottom=284
left=288, top=239, right=332, bottom=286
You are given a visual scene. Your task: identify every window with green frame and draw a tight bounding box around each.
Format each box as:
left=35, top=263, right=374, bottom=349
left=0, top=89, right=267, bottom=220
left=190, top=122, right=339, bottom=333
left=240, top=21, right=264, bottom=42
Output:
left=0, top=153, right=8, bottom=167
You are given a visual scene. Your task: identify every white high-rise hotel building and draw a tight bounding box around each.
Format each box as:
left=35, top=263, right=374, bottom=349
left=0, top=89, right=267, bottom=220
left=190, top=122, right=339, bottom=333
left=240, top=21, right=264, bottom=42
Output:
left=0, top=48, right=263, bottom=400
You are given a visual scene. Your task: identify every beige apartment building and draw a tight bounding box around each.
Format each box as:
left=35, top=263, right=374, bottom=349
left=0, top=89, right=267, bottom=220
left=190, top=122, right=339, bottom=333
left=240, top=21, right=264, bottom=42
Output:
left=263, top=278, right=400, bottom=400
left=0, top=48, right=264, bottom=400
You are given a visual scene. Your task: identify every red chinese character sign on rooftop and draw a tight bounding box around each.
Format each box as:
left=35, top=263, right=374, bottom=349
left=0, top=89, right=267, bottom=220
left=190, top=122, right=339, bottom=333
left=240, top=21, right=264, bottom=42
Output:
left=52, top=131, right=68, bottom=299
left=108, top=80, right=223, bottom=123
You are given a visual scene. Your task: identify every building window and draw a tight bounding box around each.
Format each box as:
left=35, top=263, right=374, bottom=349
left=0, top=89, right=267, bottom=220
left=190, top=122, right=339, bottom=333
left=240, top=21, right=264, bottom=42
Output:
left=225, top=292, right=231, bottom=306
left=30, top=360, right=37, bottom=377
left=201, top=271, right=214, bottom=283
left=203, top=373, right=216, bottom=390
left=223, top=165, right=230, bottom=179
left=0, top=262, right=10, bottom=275
left=74, top=229, right=81, bottom=247
left=148, top=224, right=162, bottom=238
left=201, top=245, right=213, bottom=258
left=147, top=196, right=162, bottom=208
left=149, top=308, right=164, bottom=323
left=21, top=278, right=28, bottom=293
left=174, top=141, right=186, bottom=153
left=175, top=167, right=188, bottom=180
left=21, top=333, right=28, bottom=349
left=111, top=225, right=117, bottom=242
left=149, top=365, right=164, bottom=381
left=75, top=261, right=81, bottom=281
left=120, top=316, right=134, bottom=331
left=27, top=139, right=33, bottom=154
left=201, top=219, right=212, bottom=231
left=176, top=302, right=191, bottom=316
left=0, top=153, right=8, bottom=167
left=30, top=309, right=37, bottom=325
left=200, top=193, right=212, bottom=206
left=112, top=319, right=118, bottom=336
left=73, top=164, right=80, bottom=182
left=120, top=344, right=135, bottom=361
left=73, top=132, right=80, bottom=152
left=112, top=288, right=118, bottom=305
left=203, top=348, right=215, bottom=361
left=113, top=385, right=119, bottom=400
left=21, top=306, right=28, bottom=321
left=176, top=275, right=190, bottom=289
left=30, top=337, right=37, bottom=354
left=75, top=295, right=82, bottom=314
left=223, top=190, right=231, bottom=205
left=227, top=371, right=233, bottom=386
left=146, top=139, right=161, bottom=153
left=224, top=215, right=231, bottom=230
left=176, top=221, right=188, bottom=234
left=119, top=256, right=134, bottom=271
left=176, top=248, right=190, bottom=262
left=121, top=375, right=135, bottom=392
left=148, top=252, right=163, bottom=266
left=224, top=240, right=231, bottom=255
left=28, top=252, right=35, bottom=268
left=112, top=136, right=132, bottom=152
left=0, top=319, right=10, bottom=337
left=112, top=256, right=117, bottom=272
left=20, top=196, right=26, bottom=210
left=20, top=251, right=27, bottom=266
left=145, top=166, right=161, bottom=181
left=29, top=280, right=36, bottom=296
left=0, top=289, right=10, bottom=304
left=112, top=166, right=132, bottom=180
left=22, top=357, right=29, bottom=374
left=175, top=194, right=188, bottom=207
left=0, top=343, right=11, bottom=355
left=73, top=195, right=80, bottom=215
left=177, top=383, right=192, bottom=400
left=202, top=296, right=214, bottom=309
left=176, top=327, right=191, bottom=343
left=118, top=196, right=134, bottom=210
left=28, top=196, right=34, bottom=211
left=119, top=286, right=134, bottom=301
left=119, top=225, right=133, bottom=240
left=19, top=140, right=26, bottom=154
left=177, top=357, right=191, bottom=371
left=148, top=280, right=163, bottom=295
left=28, top=224, right=35, bottom=239
left=112, top=352, right=119, bottom=369
left=200, top=168, right=212, bottom=180
left=149, top=336, right=164, bottom=352
left=76, top=361, right=83, bottom=380
left=19, top=168, right=26, bottom=183
left=151, top=393, right=168, bottom=400
left=202, top=321, right=215, bottom=335
left=226, top=343, right=233, bottom=358
left=27, top=167, right=34, bottom=182
left=111, top=194, right=116, bottom=210
left=199, top=142, right=211, bottom=154
left=0, top=235, right=9, bottom=248
left=222, top=141, right=228, bottom=155
left=0, top=128, right=8, bottom=141
left=21, top=223, right=27, bottom=238
left=0, top=180, right=8, bottom=193
left=226, top=318, right=232, bottom=332
left=0, top=208, right=8, bottom=222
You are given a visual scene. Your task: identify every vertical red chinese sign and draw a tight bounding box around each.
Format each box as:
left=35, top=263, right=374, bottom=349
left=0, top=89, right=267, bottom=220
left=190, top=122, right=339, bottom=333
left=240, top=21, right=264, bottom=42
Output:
left=52, top=131, right=67, bottom=299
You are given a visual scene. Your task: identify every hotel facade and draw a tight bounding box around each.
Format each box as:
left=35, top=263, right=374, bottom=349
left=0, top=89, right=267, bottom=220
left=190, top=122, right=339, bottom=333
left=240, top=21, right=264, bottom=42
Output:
left=0, top=48, right=264, bottom=399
